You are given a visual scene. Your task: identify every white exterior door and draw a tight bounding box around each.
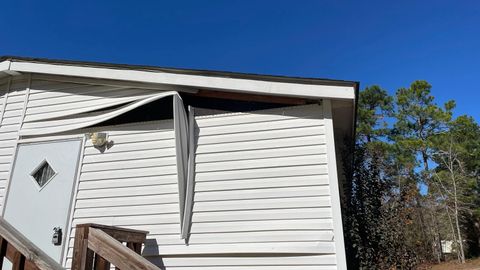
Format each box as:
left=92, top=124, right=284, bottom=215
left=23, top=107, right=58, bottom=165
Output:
left=3, top=139, right=82, bottom=263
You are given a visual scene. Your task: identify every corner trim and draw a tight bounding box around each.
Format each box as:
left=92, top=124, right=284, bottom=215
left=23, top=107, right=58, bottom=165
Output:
left=323, top=99, right=347, bottom=270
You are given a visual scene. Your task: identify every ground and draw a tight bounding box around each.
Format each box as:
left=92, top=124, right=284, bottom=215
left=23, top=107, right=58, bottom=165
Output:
left=421, top=258, right=480, bottom=270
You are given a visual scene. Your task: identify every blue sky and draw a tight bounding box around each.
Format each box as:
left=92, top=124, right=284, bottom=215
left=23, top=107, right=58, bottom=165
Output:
left=1, top=1, right=479, bottom=120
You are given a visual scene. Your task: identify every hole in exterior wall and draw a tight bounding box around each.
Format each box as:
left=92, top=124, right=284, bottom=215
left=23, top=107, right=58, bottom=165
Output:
left=31, top=160, right=56, bottom=188
left=88, top=93, right=307, bottom=127
left=90, top=96, right=174, bottom=127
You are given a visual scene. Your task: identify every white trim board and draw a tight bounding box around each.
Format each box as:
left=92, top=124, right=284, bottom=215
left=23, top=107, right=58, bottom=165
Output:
left=0, top=61, right=10, bottom=72
left=0, top=77, right=31, bottom=217
left=62, top=135, right=86, bottom=268
left=0, top=78, right=11, bottom=125
left=1, top=61, right=356, bottom=100
left=323, top=99, right=347, bottom=270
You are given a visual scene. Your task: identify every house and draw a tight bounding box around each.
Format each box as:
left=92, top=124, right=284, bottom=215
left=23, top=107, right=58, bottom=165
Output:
left=0, top=56, right=358, bottom=270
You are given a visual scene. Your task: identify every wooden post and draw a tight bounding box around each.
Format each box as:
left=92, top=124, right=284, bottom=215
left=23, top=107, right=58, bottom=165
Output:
left=12, top=251, right=24, bottom=270
left=87, top=228, right=158, bottom=270
left=0, top=237, right=7, bottom=270
left=72, top=225, right=94, bottom=270
left=126, top=242, right=142, bottom=255
left=93, top=255, right=110, bottom=270
left=72, top=224, right=150, bottom=270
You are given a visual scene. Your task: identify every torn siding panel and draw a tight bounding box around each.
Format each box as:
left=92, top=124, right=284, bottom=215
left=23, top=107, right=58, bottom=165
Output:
left=19, top=79, right=191, bottom=237
left=62, top=104, right=336, bottom=269
left=181, top=106, right=196, bottom=240
left=135, top=104, right=335, bottom=269
left=23, top=79, right=159, bottom=122
left=6, top=77, right=338, bottom=269
left=19, top=90, right=179, bottom=136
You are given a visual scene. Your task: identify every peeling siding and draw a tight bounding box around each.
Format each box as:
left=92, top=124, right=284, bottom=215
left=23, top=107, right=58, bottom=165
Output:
left=66, top=104, right=336, bottom=269
left=0, top=78, right=342, bottom=269
left=23, top=79, right=158, bottom=124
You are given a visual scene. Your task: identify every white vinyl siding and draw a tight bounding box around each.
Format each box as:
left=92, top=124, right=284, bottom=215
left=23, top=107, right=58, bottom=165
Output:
left=65, top=104, right=336, bottom=269
left=64, top=120, right=179, bottom=268
left=0, top=79, right=28, bottom=214
left=144, top=255, right=337, bottom=270
left=184, top=105, right=335, bottom=259
left=0, top=77, right=343, bottom=269
left=22, top=79, right=158, bottom=125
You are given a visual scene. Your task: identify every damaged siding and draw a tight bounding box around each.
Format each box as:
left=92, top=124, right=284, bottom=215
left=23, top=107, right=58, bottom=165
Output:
left=0, top=77, right=342, bottom=269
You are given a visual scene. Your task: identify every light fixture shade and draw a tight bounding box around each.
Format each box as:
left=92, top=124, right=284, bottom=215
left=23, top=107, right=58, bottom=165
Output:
left=90, top=132, right=108, bottom=147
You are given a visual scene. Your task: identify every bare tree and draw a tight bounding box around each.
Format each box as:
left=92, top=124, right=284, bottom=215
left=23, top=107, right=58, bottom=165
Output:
left=434, top=140, right=468, bottom=263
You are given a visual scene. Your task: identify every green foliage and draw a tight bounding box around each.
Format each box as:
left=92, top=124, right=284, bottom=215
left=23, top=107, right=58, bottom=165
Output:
left=357, top=85, right=393, bottom=143
left=346, top=81, right=480, bottom=269
left=393, top=80, right=455, bottom=169
left=447, top=116, right=480, bottom=178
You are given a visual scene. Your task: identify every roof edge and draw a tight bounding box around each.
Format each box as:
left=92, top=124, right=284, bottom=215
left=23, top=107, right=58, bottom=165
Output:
left=0, top=56, right=359, bottom=88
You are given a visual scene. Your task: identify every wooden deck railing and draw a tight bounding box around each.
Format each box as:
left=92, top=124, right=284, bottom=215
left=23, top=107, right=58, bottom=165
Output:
left=0, top=218, right=63, bottom=270
left=71, top=224, right=160, bottom=270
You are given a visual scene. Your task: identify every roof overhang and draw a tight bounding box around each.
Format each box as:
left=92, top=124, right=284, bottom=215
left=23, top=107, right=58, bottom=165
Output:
left=0, top=56, right=358, bottom=139
left=0, top=57, right=357, bottom=100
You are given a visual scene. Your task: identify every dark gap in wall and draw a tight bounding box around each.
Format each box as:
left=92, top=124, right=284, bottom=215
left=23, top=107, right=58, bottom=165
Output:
left=91, top=96, right=174, bottom=127
left=181, top=93, right=286, bottom=112
left=90, top=93, right=291, bottom=127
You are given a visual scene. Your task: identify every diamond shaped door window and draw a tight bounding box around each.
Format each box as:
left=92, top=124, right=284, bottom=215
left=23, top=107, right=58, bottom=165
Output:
left=31, top=160, right=57, bottom=188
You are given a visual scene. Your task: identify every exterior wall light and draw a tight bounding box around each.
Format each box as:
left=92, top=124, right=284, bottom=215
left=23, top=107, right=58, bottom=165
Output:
left=88, top=132, right=109, bottom=147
